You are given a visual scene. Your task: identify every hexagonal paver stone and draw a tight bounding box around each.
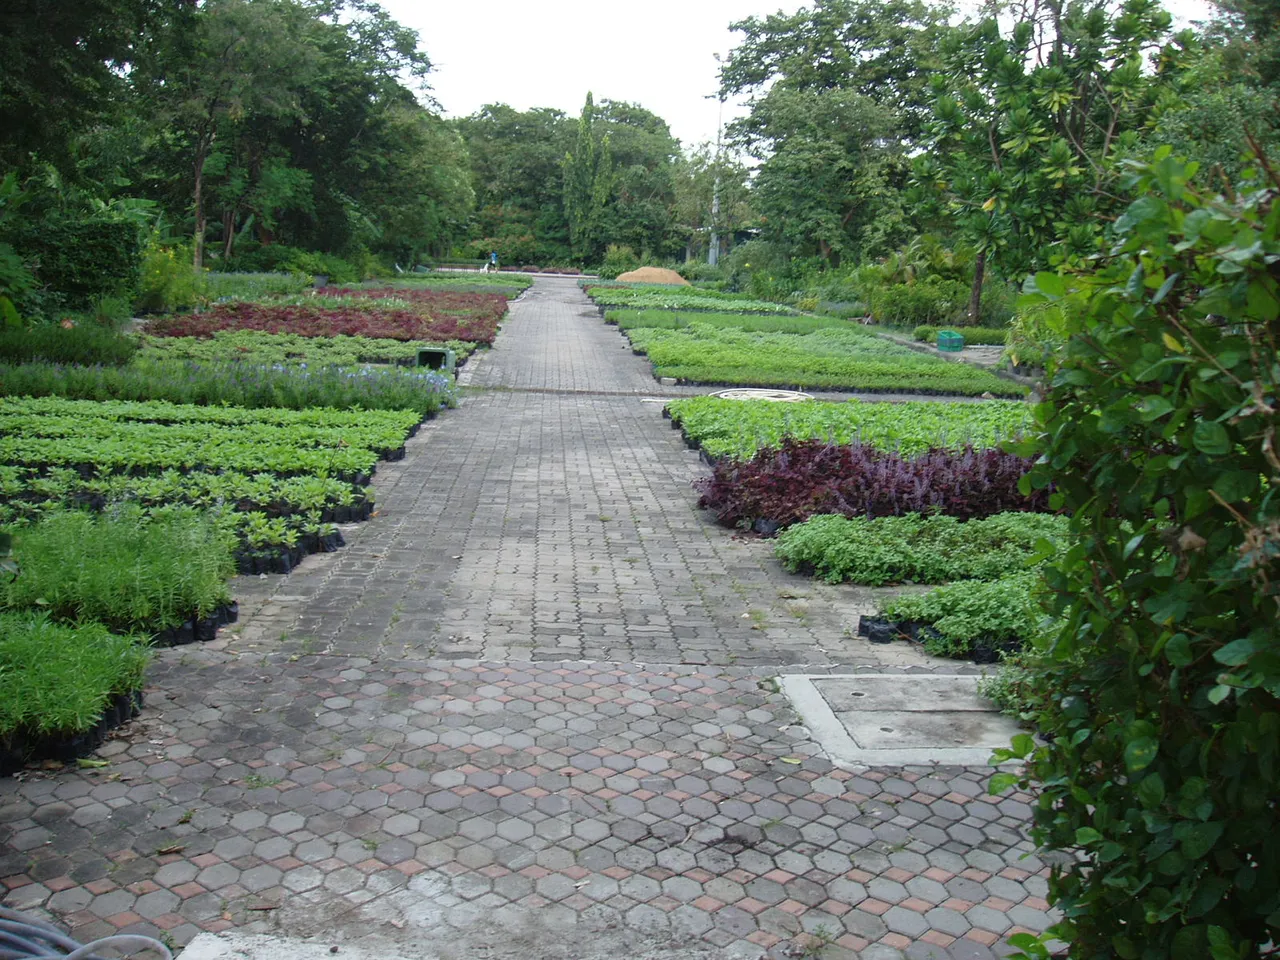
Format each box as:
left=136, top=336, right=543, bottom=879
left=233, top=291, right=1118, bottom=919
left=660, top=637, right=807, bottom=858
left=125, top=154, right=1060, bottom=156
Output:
left=967, top=904, right=1013, bottom=934
left=382, top=813, right=419, bottom=837
left=295, top=838, right=335, bottom=863
left=196, top=863, right=240, bottom=891
left=660, top=876, right=702, bottom=902
left=904, top=876, right=948, bottom=904
left=283, top=866, right=325, bottom=893
left=134, top=889, right=180, bottom=920
left=626, top=904, right=670, bottom=935
left=535, top=874, right=578, bottom=902
left=268, top=812, right=306, bottom=834
left=240, top=865, right=283, bottom=892
left=924, top=906, right=971, bottom=937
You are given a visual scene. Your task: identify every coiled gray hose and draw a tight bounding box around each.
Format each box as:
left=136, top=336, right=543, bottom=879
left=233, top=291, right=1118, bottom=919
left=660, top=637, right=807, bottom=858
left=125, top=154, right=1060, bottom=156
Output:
left=0, top=907, right=172, bottom=960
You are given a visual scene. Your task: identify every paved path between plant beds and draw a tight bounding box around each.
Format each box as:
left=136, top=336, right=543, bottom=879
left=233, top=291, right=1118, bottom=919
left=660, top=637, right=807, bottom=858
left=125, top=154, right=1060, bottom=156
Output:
left=0, top=277, right=1057, bottom=959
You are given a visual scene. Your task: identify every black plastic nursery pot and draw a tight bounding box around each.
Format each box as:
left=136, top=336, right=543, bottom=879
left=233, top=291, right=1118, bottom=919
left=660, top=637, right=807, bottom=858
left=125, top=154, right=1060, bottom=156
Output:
left=856, top=615, right=1021, bottom=664
left=150, top=602, right=239, bottom=647
left=0, top=689, right=143, bottom=776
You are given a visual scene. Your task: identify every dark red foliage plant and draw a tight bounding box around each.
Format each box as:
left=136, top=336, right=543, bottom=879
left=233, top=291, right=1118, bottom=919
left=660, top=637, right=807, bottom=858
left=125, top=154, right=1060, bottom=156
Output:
left=695, top=438, right=1051, bottom=534
left=148, top=292, right=508, bottom=345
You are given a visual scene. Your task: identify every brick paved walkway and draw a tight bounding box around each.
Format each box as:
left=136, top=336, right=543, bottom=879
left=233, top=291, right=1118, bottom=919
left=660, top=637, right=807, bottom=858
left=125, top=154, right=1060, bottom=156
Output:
left=0, top=278, right=1054, bottom=958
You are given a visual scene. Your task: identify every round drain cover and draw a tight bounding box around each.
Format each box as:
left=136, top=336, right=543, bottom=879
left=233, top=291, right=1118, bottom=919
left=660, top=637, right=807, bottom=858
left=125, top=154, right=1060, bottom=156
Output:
left=713, top=388, right=813, bottom=402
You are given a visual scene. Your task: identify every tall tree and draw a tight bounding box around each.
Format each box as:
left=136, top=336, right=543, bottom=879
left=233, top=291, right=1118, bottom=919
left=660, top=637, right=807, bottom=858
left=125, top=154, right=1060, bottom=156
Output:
left=135, top=0, right=320, bottom=268
left=0, top=0, right=171, bottom=174
left=456, top=105, right=574, bottom=263
left=562, top=93, right=614, bottom=262
left=721, top=0, right=955, bottom=145
left=909, top=0, right=1180, bottom=321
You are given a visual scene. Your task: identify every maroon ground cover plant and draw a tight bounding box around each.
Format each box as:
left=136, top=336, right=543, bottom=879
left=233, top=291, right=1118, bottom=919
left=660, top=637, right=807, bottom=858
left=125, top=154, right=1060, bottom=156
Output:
left=149, top=292, right=508, bottom=344
left=695, top=438, right=1051, bottom=533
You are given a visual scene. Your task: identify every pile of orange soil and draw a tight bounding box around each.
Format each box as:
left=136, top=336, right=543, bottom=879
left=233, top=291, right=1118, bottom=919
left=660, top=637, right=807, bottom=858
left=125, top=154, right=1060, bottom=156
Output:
left=615, top=267, right=690, bottom=286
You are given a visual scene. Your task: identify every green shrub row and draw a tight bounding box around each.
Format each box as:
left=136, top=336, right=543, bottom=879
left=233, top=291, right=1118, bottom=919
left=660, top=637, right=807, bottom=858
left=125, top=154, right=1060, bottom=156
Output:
left=665, top=396, right=1031, bottom=460
left=1, top=507, right=235, bottom=633
left=0, top=323, right=138, bottom=366
left=137, top=329, right=475, bottom=367
left=912, top=325, right=1009, bottom=346
left=879, top=570, right=1045, bottom=658
left=628, top=324, right=1023, bottom=397
left=0, top=612, right=149, bottom=739
left=607, top=309, right=850, bottom=335
left=775, top=512, right=1067, bottom=585
left=587, top=287, right=794, bottom=314
left=0, top=357, right=456, bottom=417
left=0, top=397, right=413, bottom=556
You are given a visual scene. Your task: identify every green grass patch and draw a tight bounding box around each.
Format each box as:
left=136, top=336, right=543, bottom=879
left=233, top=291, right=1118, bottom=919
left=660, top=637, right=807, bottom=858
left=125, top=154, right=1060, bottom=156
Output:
left=608, top=309, right=848, bottom=334
left=1, top=506, right=236, bottom=633
left=588, top=287, right=794, bottom=314
left=136, top=329, right=475, bottom=367
left=0, top=612, right=149, bottom=738
left=879, top=571, right=1045, bottom=658
left=0, top=324, right=138, bottom=366
left=776, top=512, right=1067, bottom=585
left=632, top=324, right=1022, bottom=397
left=202, top=272, right=313, bottom=301
left=665, top=396, right=1031, bottom=460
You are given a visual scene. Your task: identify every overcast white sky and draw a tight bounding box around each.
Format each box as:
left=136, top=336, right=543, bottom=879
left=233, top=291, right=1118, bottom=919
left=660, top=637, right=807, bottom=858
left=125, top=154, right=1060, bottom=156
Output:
left=380, top=0, right=798, bottom=149
left=381, top=0, right=1216, bottom=152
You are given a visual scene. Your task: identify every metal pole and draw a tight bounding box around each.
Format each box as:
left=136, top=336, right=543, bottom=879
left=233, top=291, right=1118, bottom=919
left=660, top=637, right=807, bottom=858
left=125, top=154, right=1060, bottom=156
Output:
left=709, top=91, right=724, bottom=267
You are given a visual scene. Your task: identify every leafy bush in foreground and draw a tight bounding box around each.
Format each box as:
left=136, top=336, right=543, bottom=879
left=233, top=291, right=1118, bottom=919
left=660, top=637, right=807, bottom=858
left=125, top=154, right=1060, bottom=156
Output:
left=0, top=612, right=148, bottom=738
left=992, top=153, right=1280, bottom=955
left=776, top=512, right=1067, bottom=584
left=1, top=506, right=235, bottom=633
left=695, top=438, right=1049, bottom=533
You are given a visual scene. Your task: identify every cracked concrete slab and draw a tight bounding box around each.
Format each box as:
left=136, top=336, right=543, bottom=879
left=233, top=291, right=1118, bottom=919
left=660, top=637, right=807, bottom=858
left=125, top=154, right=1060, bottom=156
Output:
left=779, top=674, right=1022, bottom=767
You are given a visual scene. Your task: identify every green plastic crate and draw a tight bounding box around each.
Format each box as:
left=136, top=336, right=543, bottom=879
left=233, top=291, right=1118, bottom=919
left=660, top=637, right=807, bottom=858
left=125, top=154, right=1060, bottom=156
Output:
left=936, top=330, right=965, bottom=352
left=417, top=347, right=457, bottom=372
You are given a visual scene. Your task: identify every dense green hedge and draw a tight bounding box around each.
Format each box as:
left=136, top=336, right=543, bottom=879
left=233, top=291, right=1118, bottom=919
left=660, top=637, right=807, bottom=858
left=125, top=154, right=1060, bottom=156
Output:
left=0, top=323, right=137, bottom=365
left=776, top=512, right=1066, bottom=585
left=6, top=215, right=141, bottom=310
left=913, top=325, right=1009, bottom=346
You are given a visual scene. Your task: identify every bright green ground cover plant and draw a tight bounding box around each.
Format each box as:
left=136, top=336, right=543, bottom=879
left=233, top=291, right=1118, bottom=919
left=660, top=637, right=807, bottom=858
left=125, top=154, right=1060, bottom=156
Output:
left=0, top=397, right=415, bottom=556
left=0, top=358, right=456, bottom=417
left=1, top=506, right=235, bottom=633
left=878, top=570, right=1045, bottom=658
left=383, top=275, right=531, bottom=294
left=666, top=396, right=1031, bottom=460
left=988, top=152, right=1280, bottom=957
left=633, top=325, right=1022, bottom=396
left=0, top=411, right=409, bottom=477
left=136, top=330, right=475, bottom=367
left=0, top=612, right=148, bottom=738
left=607, top=309, right=848, bottom=334
left=588, top=288, right=794, bottom=314
left=776, top=512, right=1067, bottom=585
left=202, top=272, right=312, bottom=301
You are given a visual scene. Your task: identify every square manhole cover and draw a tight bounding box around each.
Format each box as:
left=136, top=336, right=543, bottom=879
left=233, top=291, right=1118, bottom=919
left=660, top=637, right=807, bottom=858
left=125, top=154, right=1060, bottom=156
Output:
left=778, top=674, right=1023, bottom=767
